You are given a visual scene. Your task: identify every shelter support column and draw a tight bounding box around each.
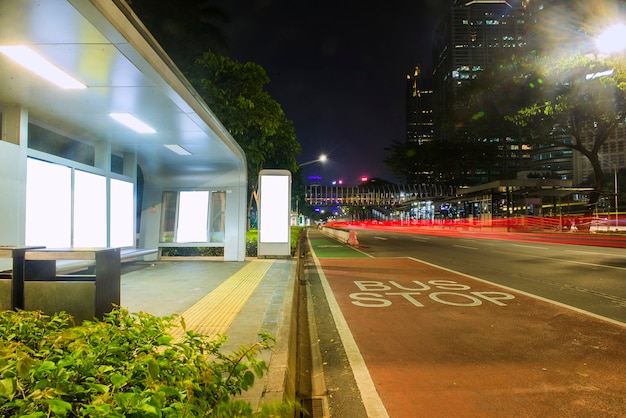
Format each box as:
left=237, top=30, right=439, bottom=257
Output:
left=137, top=180, right=161, bottom=261
left=0, top=105, right=29, bottom=249
left=224, top=185, right=246, bottom=261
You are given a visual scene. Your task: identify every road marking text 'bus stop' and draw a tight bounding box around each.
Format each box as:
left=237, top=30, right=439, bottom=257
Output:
left=349, top=280, right=515, bottom=307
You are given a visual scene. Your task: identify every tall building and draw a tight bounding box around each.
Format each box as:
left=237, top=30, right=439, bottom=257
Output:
left=405, top=65, right=434, bottom=145
left=431, top=0, right=529, bottom=181
left=433, top=0, right=526, bottom=140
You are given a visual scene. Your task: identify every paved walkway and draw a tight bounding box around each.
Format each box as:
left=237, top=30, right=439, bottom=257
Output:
left=119, top=257, right=298, bottom=409
left=307, top=228, right=626, bottom=417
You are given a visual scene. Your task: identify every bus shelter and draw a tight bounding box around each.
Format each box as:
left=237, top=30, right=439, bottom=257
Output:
left=0, top=0, right=247, bottom=264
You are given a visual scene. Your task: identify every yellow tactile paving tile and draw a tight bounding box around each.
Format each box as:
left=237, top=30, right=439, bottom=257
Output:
left=172, top=259, right=274, bottom=338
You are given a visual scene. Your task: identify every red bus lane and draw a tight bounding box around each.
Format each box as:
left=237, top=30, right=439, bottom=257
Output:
left=319, top=257, right=626, bottom=418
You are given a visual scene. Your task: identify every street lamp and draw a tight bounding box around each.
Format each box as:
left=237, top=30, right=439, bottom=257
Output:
left=299, top=154, right=327, bottom=167
left=295, top=154, right=327, bottom=217
left=595, top=23, right=626, bottom=54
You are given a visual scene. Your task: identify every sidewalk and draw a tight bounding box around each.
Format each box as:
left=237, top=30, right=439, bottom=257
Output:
left=119, top=257, right=298, bottom=410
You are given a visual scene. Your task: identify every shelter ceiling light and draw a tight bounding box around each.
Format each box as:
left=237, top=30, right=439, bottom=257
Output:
left=110, top=113, right=156, bottom=133
left=0, top=45, right=86, bottom=89
left=163, top=144, right=192, bottom=155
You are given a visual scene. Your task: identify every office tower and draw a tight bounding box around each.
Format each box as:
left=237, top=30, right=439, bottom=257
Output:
left=431, top=0, right=529, bottom=181
left=433, top=0, right=526, bottom=140
left=406, top=65, right=434, bottom=145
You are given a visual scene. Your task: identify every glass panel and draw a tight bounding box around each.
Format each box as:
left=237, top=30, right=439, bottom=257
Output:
left=111, top=154, right=124, bottom=175
left=28, top=123, right=94, bottom=166
left=176, top=191, right=209, bottom=242
left=110, top=179, right=134, bottom=247
left=25, top=158, right=72, bottom=247
left=74, top=170, right=107, bottom=247
left=159, top=191, right=178, bottom=243
left=210, top=191, right=226, bottom=243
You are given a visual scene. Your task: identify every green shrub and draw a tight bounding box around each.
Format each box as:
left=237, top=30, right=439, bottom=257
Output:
left=161, top=227, right=305, bottom=258
left=246, top=227, right=305, bottom=257
left=0, top=309, right=292, bottom=417
left=160, top=247, right=224, bottom=257
left=245, top=230, right=258, bottom=258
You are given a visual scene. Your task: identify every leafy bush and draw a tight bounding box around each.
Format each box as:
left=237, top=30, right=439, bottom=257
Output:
left=160, top=247, right=224, bottom=257
left=160, top=227, right=305, bottom=258
left=0, top=309, right=292, bottom=417
left=246, top=227, right=305, bottom=257
left=245, top=230, right=258, bottom=258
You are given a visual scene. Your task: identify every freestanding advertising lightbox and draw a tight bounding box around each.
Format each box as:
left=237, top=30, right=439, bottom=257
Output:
left=257, top=169, right=291, bottom=257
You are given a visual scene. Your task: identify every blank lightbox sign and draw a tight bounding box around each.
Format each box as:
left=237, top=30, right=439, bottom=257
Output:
left=258, top=169, right=291, bottom=257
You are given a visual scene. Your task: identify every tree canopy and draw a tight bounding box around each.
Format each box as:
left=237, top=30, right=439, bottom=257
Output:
left=189, top=51, right=300, bottom=186
left=188, top=51, right=301, bottom=224
left=466, top=51, right=626, bottom=212
left=127, top=0, right=229, bottom=70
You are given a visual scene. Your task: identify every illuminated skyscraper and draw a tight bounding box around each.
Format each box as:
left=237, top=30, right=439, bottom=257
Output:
left=433, top=0, right=526, bottom=140
left=405, top=65, right=434, bottom=145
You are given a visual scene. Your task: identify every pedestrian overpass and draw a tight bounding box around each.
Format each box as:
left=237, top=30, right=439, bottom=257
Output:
left=305, top=184, right=458, bottom=207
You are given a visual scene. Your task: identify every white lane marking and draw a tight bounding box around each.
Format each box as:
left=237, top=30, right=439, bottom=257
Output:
left=309, top=242, right=390, bottom=418
left=565, top=249, right=626, bottom=258
left=511, top=244, right=550, bottom=250
left=453, top=245, right=479, bottom=250
left=374, top=236, right=387, bottom=240
left=493, top=250, right=626, bottom=271
left=407, top=257, right=626, bottom=328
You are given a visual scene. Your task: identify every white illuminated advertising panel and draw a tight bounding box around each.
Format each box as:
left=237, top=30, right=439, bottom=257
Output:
left=25, top=158, right=72, bottom=247
left=74, top=170, right=107, bottom=247
left=258, top=169, right=291, bottom=257
left=110, top=179, right=135, bottom=247
left=176, top=191, right=209, bottom=242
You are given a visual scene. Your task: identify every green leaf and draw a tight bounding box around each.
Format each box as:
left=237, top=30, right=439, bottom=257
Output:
left=16, top=355, right=35, bottom=379
left=147, top=357, right=160, bottom=381
left=43, top=399, right=73, bottom=415
left=86, top=383, right=110, bottom=394
left=139, top=401, right=160, bottom=416
left=110, top=374, right=128, bottom=388
left=241, top=370, right=255, bottom=388
left=0, top=377, right=16, bottom=400
left=98, top=365, right=115, bottom=374
left=155, top=335, right=173, bottom=345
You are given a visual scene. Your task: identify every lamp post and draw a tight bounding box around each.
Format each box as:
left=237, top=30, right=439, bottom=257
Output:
left=595, top=24, right=625, bottom=231
left=599, top=154, right=619, bottom=231
left=296, top=154, right=327, bottom=218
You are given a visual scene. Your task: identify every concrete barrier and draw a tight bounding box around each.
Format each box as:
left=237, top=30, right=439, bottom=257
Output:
left=320, top=227, right=359, bottom=246
left=320, top=227, right=350, bottom=243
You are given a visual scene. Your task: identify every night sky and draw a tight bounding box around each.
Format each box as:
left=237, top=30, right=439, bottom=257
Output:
left=215, top=0, right=454, bottom=185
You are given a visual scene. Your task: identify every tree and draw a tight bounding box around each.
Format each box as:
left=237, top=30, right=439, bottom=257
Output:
left=189, top=51, right=301, bottom=227
left=504, top=52, right=625, bottom=222
left=128, top=0, right=230, bottom=70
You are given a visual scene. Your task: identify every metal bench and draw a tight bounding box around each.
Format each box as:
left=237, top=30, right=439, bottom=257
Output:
left=23, top=248, right=121, bottom=322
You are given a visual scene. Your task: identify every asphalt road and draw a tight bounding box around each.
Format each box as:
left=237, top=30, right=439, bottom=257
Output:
left=350, top=228, right=626, bottom=325
left=305, top=227, right=626, bottom=417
